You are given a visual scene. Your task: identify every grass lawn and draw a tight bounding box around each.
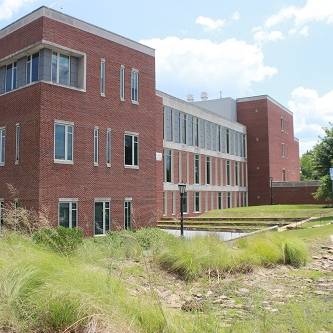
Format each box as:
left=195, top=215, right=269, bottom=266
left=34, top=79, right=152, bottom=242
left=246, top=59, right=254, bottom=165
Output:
left=203, top=204, right=333, bottom=219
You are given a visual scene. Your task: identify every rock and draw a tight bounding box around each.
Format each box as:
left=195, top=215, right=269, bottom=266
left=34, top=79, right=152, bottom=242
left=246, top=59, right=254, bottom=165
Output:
left=181, top=299, right=204, bottom=312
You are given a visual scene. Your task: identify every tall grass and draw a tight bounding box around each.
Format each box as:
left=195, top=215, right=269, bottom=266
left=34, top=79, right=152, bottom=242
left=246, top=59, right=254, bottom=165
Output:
left=157, top=233, right=309, bottom=281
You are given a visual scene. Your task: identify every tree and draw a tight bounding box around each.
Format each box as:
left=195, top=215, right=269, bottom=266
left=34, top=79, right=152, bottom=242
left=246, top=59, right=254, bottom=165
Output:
left=300, top=150, right=317, bottom=180
left=311, top=124, right=333, bottom=202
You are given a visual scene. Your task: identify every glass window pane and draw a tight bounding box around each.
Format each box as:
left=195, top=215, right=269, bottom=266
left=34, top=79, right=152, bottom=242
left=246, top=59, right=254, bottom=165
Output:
left=0, top=129, right=5, bottom=164
left=125, top=135, right=132, bottom=165
left=134, top=137, right=138, bottom=166
left=105, top=206, right=110, bottom=232
left=55, top=124, right=65, bottom=160
left=71, top=203, right=77, bottom=228
left=5, top=64, right=12, bottom=92
left=67, top=130, right=73, bottom=161
left=52, top=52, right=57, bottom=83
left=31, top=53, right=39, bottom=82
left=94, top=202, right=104, bottom=235
left=59, top=54, right=70, bottom=85
left=59, top=203, right=69, bottom=228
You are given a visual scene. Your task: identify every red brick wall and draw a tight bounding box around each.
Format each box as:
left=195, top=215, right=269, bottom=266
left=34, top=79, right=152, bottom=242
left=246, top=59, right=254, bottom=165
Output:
left=237, top=99, right=270, bottom=205
left=0, top=17, right=162, bottom=235
left=272, top=184, right=326, bottom=205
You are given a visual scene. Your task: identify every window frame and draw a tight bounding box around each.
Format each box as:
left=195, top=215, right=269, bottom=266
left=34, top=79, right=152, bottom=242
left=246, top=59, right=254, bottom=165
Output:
left=94, top=199, right=111, bottom=236
left=51, top=51, right=71, bottom=86
left=15, top=123, right=20, bottom=165
left=124, top=198, right=133, bottom=230
left=54, top=121, right=74, bottom=164
left=106, top=128, right=112, bottom=167
left=58, top=199, right=78, bottom=228
left=206, top=156, right=211, bottom=185
left=194, top=154, right=200, bottom=185
left=100, top=58, right=106, bottom=96
left=0, top=127, right=5, bottom=166
left=194, top=192, right=200, bottom=213
left=0, top=199, right=4, bottom=229
left=124, top=132, right=139, bottom=169
left=130, top=68, right=139, bottom=103
left=120, top=65, right=125, bottom=101
left=93, top=127, right=99, bottom=166
left=164, top=149, right=172, bottom=183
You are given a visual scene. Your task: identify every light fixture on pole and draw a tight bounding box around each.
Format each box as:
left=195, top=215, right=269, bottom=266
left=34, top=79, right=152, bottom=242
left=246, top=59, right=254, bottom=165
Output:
left=178, top=183, right=186, bottom=237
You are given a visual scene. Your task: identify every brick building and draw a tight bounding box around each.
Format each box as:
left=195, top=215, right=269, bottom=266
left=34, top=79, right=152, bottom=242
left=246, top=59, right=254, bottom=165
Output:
left=0, top=7, right=301, bottom=233
left=0, top=7, right=163, bottom=235
left=237, top=96, right=300, bottom=205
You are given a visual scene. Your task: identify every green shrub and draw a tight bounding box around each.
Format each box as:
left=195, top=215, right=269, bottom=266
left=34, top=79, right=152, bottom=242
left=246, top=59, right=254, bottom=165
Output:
left=32, top=227, right=83, bottom=255
left=134, top=228, right=175, bottom=250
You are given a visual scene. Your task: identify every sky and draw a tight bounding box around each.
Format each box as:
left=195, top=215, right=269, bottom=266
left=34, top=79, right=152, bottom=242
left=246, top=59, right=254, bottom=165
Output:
left=0, top=0, right=332, bottom=155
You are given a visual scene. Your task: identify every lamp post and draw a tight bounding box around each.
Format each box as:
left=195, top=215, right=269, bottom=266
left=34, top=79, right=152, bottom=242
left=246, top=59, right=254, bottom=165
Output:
left=178, top=183, right=186, bottom=237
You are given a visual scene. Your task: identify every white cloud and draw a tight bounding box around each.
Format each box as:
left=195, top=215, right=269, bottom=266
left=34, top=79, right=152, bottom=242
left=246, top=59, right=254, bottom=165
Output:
left=0, top=0, right=35, bottom=20
left=288, top=87, right=333, bottom=154
left=253, top=26, right=284, bottom=44
left=231, top=11, right=240, bottom=21
left=195, top=16, right=226, bottom=31
left=265, top=0, right=333, bottom=31
left=141, top=36, right=277, bottom=97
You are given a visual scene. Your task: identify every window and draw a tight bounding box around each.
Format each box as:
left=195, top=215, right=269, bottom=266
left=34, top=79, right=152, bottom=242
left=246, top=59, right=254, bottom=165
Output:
left=94, top=127, right=99, bottom=166
left=131, top=69, right=139, bottom=103
left=281, top=117, right=285, bottom=131
left=164, top=149, right=172, bottom=183
left=194, top=192, right=200, bottom=212
left=94, top=201, right=110, bottom=235
left=281, top=143, right=286, bottom=158
left=58, top=201, right=77, bottom=228
left=194, top=154, right=200, bottom=185
left=163, top=192, right=167, bottom=216
left=218, top=192, right=222, bottom=210
left=226, top=160, right=231, bottom=185
left=120, top=65, right=125, bottom=101
left=5, top=62, right=17, bottom=92
left=100, top=59, right=106, bottom=96
left=226, top=129, right=230, bottom=154
left=206, top=156, right=211, bottom=184
left=164, top=107, right=173, bottom=141
left=193, top=117, right=199, bottom=147
left=15, top=124, right=20, bottom=164
left=0, top=200, right=4, bottom=228
left=124, top=134, right=138, bottom=167
left=235, top=162, right=239, bottom=186
left=106, top=128, right=111, bottom=167
left=124, top=199, right=132, bottom=229
left=180, top=113, right=186, bottom=144
left=282, top=169, right=287, bottom=181
left=54, top=122, right=73, bottom=163
left=182, top=192, right=188, bottom=214
left=227, top=192, right=232, bottom=208
left=26, top=53, right=39, bottom=84
left=52, top=52, right=70, bottom=85
left=172, top=192, right=176, bottom=215
left=0, top=128, right=5, bottom=166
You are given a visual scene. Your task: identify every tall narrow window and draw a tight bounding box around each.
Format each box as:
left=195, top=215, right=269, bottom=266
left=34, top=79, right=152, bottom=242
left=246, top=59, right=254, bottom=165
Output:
left=0, top=128, right=5, bottom=166
left=94, top=200, right=110, bottom=235
left=227, top=192, right=232, bottom=208
left=182, top=192, right=188, bottom=213
left=26, top=53, right=39, bottom=84
left=15, top=124, right=20, bottom=164
left=94, top=127, right=99, bottom=165
left=226, top=129, right=230, bottom=154
left=106, top=128, right=111, bottom=167
left=52, top=52, right=70, bottom=85
left=194, top=192, right=200, bottom=212
left=180, top=113, right=186, bottom=144
left=100, top=59, right=106, bottom=96
left=124, top=134, right=138, bottom=167
left=124, top=199, right=132, bottom=229
left=218, top=192, right=222, bottom=210
left=281, top=143, right=286, bottom=158
left=282, top=169, right=287, bottom=181
left=226, top=160, right=231, bottom=185
left=120, top=65, right=125, bottom=101
left=131, top=69, right=139, bottom=103
left=54, top=122, right=73, bottom=163
left=0, top=200, right=3, bottom=227
left=164, top=149, right=172, bottom=183
left=59, top=201, right=77, bottom=228
left=5, top=62, right=16, bottom=92
left=206, top=156, right=211, bottom=185
left=235, top=162, right=239, bottom=186
left=194, top=154, right=200, bottom=185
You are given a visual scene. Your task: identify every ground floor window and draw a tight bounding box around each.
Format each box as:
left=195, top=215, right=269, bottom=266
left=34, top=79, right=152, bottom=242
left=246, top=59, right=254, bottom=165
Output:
left=227, top=192, right=232, bottom=208
left=0, top=200, right=3, bottom=229
left=218, top=192, right=222, bottom=209
left=94, top=201, right=110, bottom=235
left=59, top=201, right=77, bottom=228
left=163, top=192, right=167, bottom=216
left=182, top=192, right=188, bottom=214
left=194, top=192, right=200, bottom=212
left=172, top=191, right=176, bottom=215
left=124, top=199, right=132, bottom=230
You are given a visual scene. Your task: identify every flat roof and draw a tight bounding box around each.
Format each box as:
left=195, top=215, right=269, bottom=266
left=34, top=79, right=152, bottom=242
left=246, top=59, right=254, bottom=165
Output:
left=236, top=95, right=293, bottom=115
left=0, top=6, right=155, bottom=56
